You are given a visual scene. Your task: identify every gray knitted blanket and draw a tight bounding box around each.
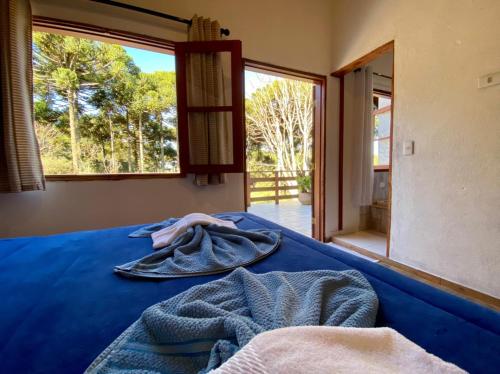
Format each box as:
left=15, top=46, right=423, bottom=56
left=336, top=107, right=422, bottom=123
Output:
left=87, top=267, right=378, bottom=374
left=116, top=225, right=281, bottom=279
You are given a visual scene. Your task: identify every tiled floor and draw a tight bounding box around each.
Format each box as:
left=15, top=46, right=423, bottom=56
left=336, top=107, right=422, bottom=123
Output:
left=248, top=200, right=312, bottom=236
left=333, top=230, right=387, bottom=256
left=327, top=242, right=379, bottom=262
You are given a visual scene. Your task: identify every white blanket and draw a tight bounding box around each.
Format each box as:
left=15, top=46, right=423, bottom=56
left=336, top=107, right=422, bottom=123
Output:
left=151, top=212, right=237, bottom=249
left=211, top=326, right=466, bottom=374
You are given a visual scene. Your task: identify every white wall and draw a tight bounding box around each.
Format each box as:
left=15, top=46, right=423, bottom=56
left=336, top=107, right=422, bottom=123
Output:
left=0, top=175, right=244, bottom=237
left=0, top=0, right=337, bottom=237
left=341, top=72, right=360, bottom=233
left=330, top=0, right=500, bottom=297
left=370, top=51, right=393, bottom=77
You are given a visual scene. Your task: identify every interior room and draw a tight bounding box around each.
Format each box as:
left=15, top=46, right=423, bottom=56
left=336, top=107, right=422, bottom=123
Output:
left=333, top=50, right=394, bottom=256
left=0, top=1, right=498, bottom=373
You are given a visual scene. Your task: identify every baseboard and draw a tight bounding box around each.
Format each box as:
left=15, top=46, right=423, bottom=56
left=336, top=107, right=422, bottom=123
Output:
left=331, top=237, right=500, bottom=311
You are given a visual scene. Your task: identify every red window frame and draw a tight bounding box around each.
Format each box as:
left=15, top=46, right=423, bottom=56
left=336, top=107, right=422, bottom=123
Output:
left=175, top=40, right=244, bottom=174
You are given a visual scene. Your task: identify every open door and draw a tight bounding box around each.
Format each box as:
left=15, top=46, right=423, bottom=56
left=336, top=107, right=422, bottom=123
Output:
left=331, top=41, right=394, bottom=257
left=243, top=59, right=326, bottom=241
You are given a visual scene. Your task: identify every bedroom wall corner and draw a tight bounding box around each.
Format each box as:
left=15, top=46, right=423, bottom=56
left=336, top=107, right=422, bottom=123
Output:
left=329, top=0, right=500, bottom=298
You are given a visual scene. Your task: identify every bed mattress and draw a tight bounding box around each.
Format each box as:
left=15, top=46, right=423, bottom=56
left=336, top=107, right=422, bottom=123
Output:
left=0, top=213, right=498, bottom=373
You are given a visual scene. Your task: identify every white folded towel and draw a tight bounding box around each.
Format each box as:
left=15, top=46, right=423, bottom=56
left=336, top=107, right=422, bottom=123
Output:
left=151, top=213, right=237, bottom=249
left=211, top=326, right=466, bottom=374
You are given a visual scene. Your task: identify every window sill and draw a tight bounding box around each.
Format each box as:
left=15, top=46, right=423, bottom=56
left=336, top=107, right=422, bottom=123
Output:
left=374, top=166, right=389, bottom=172
left=45, top=173, right=185, bottom=182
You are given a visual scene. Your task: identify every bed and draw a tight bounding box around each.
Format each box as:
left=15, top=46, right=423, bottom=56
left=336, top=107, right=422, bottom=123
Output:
left=0, top=212, right=498, bottom=374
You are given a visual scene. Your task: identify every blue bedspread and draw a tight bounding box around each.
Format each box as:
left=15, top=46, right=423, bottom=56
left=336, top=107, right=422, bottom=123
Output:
left=87, top=268, right=378, bottom=373
left=0, top=213, right=499, bottom=373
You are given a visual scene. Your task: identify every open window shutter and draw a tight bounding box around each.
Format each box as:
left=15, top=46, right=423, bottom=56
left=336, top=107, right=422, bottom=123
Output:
left=175, top=40, right=244, bottom=174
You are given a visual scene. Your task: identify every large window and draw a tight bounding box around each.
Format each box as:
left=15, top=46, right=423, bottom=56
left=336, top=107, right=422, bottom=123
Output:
left=372, top=93, right=391, bottom=169
left=32, top=18, right=245, bottom=179
left=33, top=28, right=178, bottom=176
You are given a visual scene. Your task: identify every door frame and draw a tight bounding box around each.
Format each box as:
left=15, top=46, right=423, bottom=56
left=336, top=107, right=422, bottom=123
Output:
left=242, top=59, right=327, bottom=241
left=331, top=41, right=395, bottom=256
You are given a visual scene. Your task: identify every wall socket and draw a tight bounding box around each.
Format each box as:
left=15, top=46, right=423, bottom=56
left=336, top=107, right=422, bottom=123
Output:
left=403, top=141, right=414, bottom=156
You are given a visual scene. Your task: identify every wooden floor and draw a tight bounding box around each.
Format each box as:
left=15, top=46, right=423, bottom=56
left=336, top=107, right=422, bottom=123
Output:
left=246, top=208, right=499, bottom=311
left=248, top=200, right=311, bottom=236
left=331, top=236, right=500, bottom=311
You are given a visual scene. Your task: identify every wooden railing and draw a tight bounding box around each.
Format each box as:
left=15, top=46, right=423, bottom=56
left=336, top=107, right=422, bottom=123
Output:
left=246, top=170, right=303, bottom=206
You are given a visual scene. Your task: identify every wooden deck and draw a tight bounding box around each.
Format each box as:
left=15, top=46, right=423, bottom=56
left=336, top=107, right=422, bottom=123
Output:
left=248, top=199, right=312, bottom=237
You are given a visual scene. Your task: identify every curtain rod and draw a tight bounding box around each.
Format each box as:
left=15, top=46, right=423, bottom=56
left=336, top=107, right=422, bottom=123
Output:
left=353, top=68, right=392, bottom=80
left=373, top=72, right=392, bottom=80
left=90, top=0, right=230, bottom=36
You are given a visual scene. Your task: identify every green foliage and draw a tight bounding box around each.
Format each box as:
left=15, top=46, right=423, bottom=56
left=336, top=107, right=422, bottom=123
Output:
left=296, top=173, right=311, bottom=193
left=33, top=31, right=178, bottom=174
left=374, top=116, right=380, bottom=138
left=245, top=78, right=313, bottom=173
left=246, top=149, right=276, bottom=172
left=52, top=68, right=79, bottom=91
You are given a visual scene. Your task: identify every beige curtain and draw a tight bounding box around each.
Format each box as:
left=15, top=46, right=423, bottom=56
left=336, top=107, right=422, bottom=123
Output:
left=0, top=0, right=45, bottom=192
left=187, top=15, right=231, bottom=186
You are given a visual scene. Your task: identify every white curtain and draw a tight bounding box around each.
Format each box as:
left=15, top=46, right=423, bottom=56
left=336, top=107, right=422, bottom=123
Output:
left=351, top=67, right=374, bottom=207
left=187, top=15, right=231, bottom=186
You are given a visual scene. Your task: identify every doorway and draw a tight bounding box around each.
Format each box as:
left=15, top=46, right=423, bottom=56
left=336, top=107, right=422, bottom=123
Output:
left=243, top=60, right=326, bottom=240
left=331, top=42, right=394, bottom=257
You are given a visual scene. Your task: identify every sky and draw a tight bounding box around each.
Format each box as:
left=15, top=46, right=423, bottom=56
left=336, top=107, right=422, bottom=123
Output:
left=244, top=71, right=283, bottom=98
left=124, top=46, right=176, bottom=72
left=123, top=46, right=281, bottom=97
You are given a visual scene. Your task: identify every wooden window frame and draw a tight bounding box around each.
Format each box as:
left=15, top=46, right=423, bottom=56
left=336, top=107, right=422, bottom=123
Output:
left=32, top=16, right=185, bottom=181
left=373, top=106, right=391, bottom=116
left=175, top=40, right=244, bottom=174
left=373, top=88, right=391, bottom=97
left=374, top=165, right=390, bottom=172
left=373, top=92, right=392, bottom=171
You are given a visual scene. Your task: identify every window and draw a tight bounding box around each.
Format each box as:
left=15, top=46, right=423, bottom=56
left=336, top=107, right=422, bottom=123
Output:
left=33, top=23, right=179, bottom=177
left=175, top=40, right=244, bottom=173
left=372, top=93, right=391, bottom=169
left=32, top=18, right=245, bottom=179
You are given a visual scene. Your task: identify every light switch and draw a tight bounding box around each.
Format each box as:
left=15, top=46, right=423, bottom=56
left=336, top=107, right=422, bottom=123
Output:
left=403, top=141, right=414, bottom=156
left=478, top=71, right=500, bottom=88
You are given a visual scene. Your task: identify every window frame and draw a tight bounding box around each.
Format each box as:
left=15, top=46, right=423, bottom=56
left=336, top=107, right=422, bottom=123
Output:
left=32, top=16, right=185, bottom=181
left=372, top=91, right=392, bottom=172
left=175, top=40, right=244, bottom=174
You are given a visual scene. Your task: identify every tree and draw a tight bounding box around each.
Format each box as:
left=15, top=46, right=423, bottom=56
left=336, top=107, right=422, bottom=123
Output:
left=133, top=71, right=177, bottom=172
left=34, top=33, right=98, bottom=172
left=88, top=45, right=139, bottom=172
left=130, top=73, right=154, bottom=172
left=246, top=79, right=313, bottom=172
left=33, top=32, right=141, bottom=173
left=33, top=32, right=179, bottom=175
left=34, top=101, right=72, bottom=174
